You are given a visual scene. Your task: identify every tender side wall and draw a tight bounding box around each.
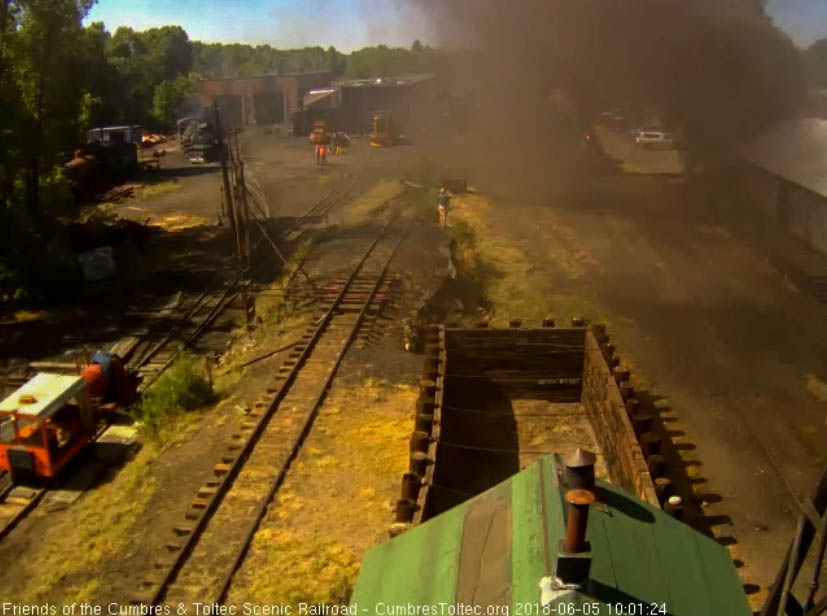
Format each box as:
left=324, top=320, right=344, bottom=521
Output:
left=581, top=330, right=659, bottom=506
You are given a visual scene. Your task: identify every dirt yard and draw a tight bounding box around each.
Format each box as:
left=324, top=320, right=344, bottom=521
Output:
left=3, top=126, right=823, bottom=608
left=446, top=171, right=827, bottom=608
left=0, top=131, right=449, bottom=604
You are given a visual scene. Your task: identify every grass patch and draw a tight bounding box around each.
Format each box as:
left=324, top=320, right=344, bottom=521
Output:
left=450, top=219, right=476, bottom=249
left=227, top=375, right=415, bottom=605
left=254, top=239, right=313, bottom=329
left=11, top=444, right=158, bottom=603
left=449, top=193, right=596, bottom=326
left=340, top=179, right=404, bottom=226
left=244, top=530, right=360, bottom=605
left=132, top=180, right=182, bottom=200
left=132, top=354, right=215, bottom=443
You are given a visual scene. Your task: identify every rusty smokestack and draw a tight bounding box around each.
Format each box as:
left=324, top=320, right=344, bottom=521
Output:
left=553, top=488, right=595, bottom=588
left=564, top=489, right=595, bottom=553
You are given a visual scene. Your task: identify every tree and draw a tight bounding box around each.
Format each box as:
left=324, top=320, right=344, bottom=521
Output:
left=8, top=0, right=95, bottom=219
left=152, top=74, right=197, bottom=130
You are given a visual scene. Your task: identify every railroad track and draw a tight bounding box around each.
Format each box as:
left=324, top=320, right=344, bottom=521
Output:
left=133, top=216, right=409, bottom=606
left=129, top=282, right=237, bottom=391
left=0, top=162, right=368, bottom=546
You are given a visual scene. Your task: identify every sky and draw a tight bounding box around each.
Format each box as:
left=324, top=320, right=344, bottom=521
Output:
left=85, top=0, right=827, bottom=50
left=84, top=0, right=436, bottom=51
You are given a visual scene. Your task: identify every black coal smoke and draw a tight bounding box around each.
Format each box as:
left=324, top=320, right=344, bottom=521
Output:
left=411, top=0, right=804, bottom=193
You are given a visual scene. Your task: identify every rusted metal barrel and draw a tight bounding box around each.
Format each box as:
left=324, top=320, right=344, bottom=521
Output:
left=475, top=321, right=489, bottom=328
left=416, top=398, right=436, bottom=414
left=625, top=397, right=640, bottom=417
left=564, top=489, right=595, bottom=553
left=509, top=318, right=522, bottom=329
left=571, top=317, right=586, bottom=327
left=619, top=382, right=633, bottom=400
left=542, top=317, right=555, bottom=328
left=592, top=323, right=607, bottom=338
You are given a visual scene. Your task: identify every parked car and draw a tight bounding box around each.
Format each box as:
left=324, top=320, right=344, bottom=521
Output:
left=635, top=130, right=674, bottom=149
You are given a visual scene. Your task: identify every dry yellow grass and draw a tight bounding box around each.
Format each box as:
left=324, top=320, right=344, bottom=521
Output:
left=450, top=193, right=595, bottom=326
left=7, top=445, right=158, bottom=603
left=152, top=213, right=209, bottom=231
left=339, top=179, right=404, bottom=226
left=226, top=375, right=416, bottom=606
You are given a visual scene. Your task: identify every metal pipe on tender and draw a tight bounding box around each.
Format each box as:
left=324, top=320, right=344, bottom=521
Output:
left=564, top=489, right=595, bottom=553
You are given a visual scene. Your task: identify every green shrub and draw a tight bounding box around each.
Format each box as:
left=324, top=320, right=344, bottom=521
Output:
left=133, top=355, right=215, bottom=441
left=450, top=220, right=476, bottom=248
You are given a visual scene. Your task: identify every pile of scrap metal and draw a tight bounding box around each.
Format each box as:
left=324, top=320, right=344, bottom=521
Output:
left=141, top=133, right=167, bottom=146
left=177, top=116, right=219, bottom=164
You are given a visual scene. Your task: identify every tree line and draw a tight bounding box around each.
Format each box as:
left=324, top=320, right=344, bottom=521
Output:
left=0, top=1, right=439, bottom=221
left=0, top=0, right=439, bottom=304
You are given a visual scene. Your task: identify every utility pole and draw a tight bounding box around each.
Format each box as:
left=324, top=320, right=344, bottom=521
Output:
left=214, top=99, right=236, bottom=245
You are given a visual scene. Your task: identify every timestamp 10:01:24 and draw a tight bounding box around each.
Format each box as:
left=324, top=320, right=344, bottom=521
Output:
left=522, top=602, right=667, bottom=616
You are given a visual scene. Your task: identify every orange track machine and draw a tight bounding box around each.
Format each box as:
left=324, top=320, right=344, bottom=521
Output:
left=0, top=373, right=96, bottom=480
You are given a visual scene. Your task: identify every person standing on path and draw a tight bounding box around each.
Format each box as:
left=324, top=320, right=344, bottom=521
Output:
left=437, top=188, right=450, bottom=227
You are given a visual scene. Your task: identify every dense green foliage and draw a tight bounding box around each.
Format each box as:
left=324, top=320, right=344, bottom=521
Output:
left=0, top=1, right=434, bottom=307
left=133, top=354, right=215, bottom=442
